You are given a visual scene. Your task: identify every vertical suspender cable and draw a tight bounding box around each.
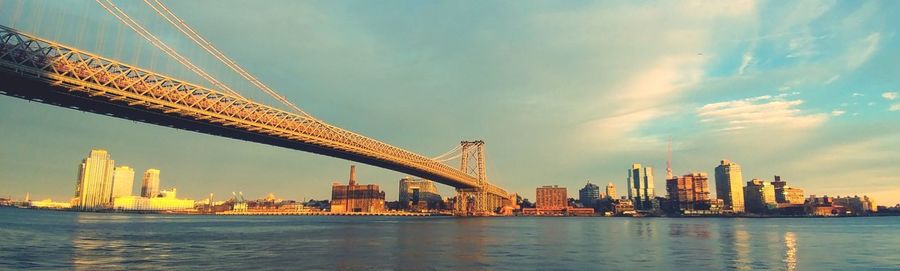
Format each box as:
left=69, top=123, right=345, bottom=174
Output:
left=95, top=0, right=246, bottom=99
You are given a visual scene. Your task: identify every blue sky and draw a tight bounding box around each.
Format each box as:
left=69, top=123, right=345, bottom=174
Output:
left=1, top=0, right=898, bottom=205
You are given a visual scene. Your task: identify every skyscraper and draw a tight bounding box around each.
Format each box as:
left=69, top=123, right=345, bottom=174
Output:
left=74, top=149, right=116, bottom=209
left=627, top=163, right=655, bottom=210
left=715, top=160, right=745, bottom=213
left=606, top=183, right=617, bottom=199
left=141, top=169, right=161, bottom=198
left=578, top=182, right=600, bottom=208
left=111, top=166, right=135, bottom=199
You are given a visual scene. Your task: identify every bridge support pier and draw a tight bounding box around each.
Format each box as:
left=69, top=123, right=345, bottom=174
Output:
left=455, top=140, right=509, bottom=216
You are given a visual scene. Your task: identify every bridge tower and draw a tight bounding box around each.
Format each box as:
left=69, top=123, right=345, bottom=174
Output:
left=456, top=140, right=489, bottom=216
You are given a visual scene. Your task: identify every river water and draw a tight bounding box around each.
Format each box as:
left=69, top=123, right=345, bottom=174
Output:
left=1, top=208, right=898, bottom=270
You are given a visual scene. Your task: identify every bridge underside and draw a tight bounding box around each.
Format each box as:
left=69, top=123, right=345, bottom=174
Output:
left=0, top=70, right=478, bottom=189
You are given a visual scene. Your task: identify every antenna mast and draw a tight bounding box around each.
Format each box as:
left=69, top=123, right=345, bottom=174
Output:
left=666, top=138, right=673, bottom=180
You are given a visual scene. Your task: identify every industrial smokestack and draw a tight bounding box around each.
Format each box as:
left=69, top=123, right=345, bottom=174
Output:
left=349, top=165, right=357, bottom=185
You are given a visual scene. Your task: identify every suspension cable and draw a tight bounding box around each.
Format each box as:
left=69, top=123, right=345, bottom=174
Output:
left=431, top=144, right=461, bottom=160
left=142, top=0, right=313, bottom=118
left=434, top=153, right=462, bottom=163
left=95, top=0, right=245, bottom=99
left=99, top=0, right=385, bottom=150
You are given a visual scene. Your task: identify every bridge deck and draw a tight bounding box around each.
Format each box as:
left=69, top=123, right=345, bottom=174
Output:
left=0, top=25, right=509, bottom=198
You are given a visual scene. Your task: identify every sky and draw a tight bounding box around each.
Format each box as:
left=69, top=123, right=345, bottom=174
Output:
left=1, top=0, right=898, bottom=205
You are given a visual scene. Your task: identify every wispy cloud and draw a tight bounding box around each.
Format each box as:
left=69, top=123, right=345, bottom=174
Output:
left=847, top=33, right=881, bottom=69
left=698, top=95, right=828, bottom=131
left=831, top=110, right=846, bottom=116
left=890, top=104, right=900, bottom=111
left=883, top=92, right=898, bottom=100
left=738, top=51, right=753, bottom=75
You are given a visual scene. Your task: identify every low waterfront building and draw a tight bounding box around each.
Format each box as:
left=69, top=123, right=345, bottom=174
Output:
left=612, top=199, right=635, bottom=216
left=520, top=185, right=593, bottom=216
left=29, top=199, right=72, bottom=209
left=805, top=195, right=850, bottom=216
left=330, top=165, right=385, bottom=213
left=113, top=188, right=195, bottom=211
left=833, top=195, right=878, bottom=215
left=779, top=187, right=805, bottom=205
left=536, top=185, right=567, bottom=209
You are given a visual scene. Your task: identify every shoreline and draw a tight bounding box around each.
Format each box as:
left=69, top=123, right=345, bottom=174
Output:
left=6, top=206, right=898, bottom=218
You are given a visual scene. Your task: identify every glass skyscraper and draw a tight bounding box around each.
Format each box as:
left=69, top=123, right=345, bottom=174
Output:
left=74, top=149, right=115, bottom=209
left=627, top=163, right=655, bottom=210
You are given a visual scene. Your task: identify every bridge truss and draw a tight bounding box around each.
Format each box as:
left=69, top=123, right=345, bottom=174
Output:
left=0, top=25, right=513, bottom=215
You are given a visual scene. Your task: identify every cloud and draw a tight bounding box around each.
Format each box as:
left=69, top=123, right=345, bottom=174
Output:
left=891, top=104, right=900, bottom=111
left=738, top=51, right=753, bottom=75
left=578, top=55, right=703, bottom=148
left=883, top=92, right=898, bottom=100
left=824, top=75, right=840, bottom=84
left=831, top=110, right=846, bottom=116
left=698, top=95, right=828, bottom=131
left=852, top=93, right=864, bottom=97
left=847, top=33, right=881, bottom=69
left=787, top=134, right=900, bottom=187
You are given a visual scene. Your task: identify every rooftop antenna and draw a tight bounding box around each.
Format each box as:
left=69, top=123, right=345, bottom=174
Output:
left=666, top=137, right=673, bottom=180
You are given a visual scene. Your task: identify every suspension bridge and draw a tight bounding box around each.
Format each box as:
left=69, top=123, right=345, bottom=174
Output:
left=0, top=1, right=514, bottom=216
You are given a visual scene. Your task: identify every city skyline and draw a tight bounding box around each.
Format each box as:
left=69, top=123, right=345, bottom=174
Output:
left=1, top=1, right=899, bottom=205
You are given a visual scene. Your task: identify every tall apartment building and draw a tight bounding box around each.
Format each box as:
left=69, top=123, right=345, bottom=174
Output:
left=111, top=166, right=135, bottom=199
left=141, top=169, right=161, bottom=198
left=606, top=183, right=617, bottom=199
left=715, top=160, right=745, bottom=213
left=74, top=149, right=116, bottom=209
left=628, top=163, right=655, bottom=210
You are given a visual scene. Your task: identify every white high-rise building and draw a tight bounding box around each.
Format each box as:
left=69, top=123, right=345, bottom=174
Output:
left=715, top=160, right=745, bottom=213
left=606, top=183, right=617, bottom=199
left=75, top=149, right=116, bottom=209
left=141, top=169, right=161, bottom=198
left=111, top=166, right=135, bottom=199
left=627, top=163, right=655, bottom=210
